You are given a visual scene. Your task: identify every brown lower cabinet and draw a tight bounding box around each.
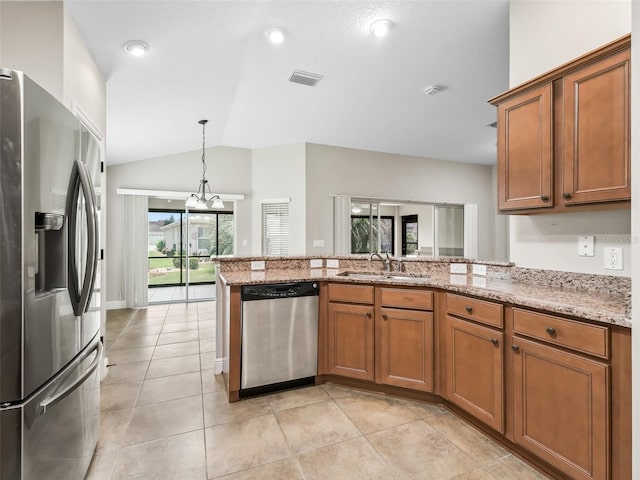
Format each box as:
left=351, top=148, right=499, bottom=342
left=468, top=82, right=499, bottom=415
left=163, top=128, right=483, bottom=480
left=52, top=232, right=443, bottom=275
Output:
left=327, top=302, right=375, bottom=381
left=378, top=307, right=433, bottom=391
left=445, top=315, right=504, bottom=433
left=512, top=336, right=609, bottom=480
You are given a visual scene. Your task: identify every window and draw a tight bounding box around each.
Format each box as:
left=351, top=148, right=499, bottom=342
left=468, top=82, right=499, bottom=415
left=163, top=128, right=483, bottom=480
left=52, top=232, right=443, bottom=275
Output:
left=351, top=215, right=394, bottom=255
left=261, top=201, right=289, bottom=256
left=401, top=214, right=418, bottom=255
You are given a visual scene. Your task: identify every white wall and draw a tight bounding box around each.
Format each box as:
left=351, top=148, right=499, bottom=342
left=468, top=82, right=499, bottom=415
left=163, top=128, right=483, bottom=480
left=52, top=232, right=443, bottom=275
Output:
left=304, top=143, right=500, bottom=260
left=0, top=2, right=64, bottom=100
left=251, top=144, right=307, bottom=255
left=631, top=3, right=640, bottom=477
left=508, top=0, right=631, bottom=275
left=106, top=146, right=252, bottom=303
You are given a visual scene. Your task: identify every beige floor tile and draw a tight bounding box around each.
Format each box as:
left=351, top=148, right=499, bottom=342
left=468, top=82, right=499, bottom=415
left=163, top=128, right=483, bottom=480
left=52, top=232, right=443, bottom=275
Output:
left=110, top=334, right=159, bottom=351
left=402, top=398, right=449, bottom=418
left=321, top=382, right=358, bottom=399
left=102, top=361, right=149, bottom=385
left=199, top=320, right=215, bottom=329
left=216, top=459, right=303, bottom=480
left=204, top=414, right=291, bottom=478
left=124, top=395, right=203, bottom=446
left=125, top=323, right=164, bottom=336
left=298, top=436, right=398, bottom=480
left=335, top=391, right=423, bottom=434
left=130, top=315, right=166, bottom=325
left=199, top=338, right=215, bottom=353
left=482, top=454, right=551, bottom=480
left=203, top=392, right=272, bottom=427
left=161, top=321, right=199, bottom=333
left=164, top=314, right=199, bottom=324
left=97, top=409, right=132, bottom=452
left=426, top=411, right=509, bottom=463
left=276, top=400, right=361, bottom=454
left=199, top=328, right=215, bottom=339
left=267, top=385, right=331, bottom=413
left=157, top=330, right=199, bottom=345
left=137, top=371, right=202, bottom=406
left=111, top=430, right=207, bottom=480
left=153, top=340, right=200, bottom=359
left=367, top=420, right=478, bottom=480
left=200, top=352, right=215, bottom=369
left=84, top=449, right=119, bottom=480
left=201, top=370, right=226, bottom=394
left=108, top=346, right=155, bottom=365
left=100, top=381, right=142, bottom=412
left=450, top=467, right=499, bottom=480
left=146, top=354, right=201, bottom=379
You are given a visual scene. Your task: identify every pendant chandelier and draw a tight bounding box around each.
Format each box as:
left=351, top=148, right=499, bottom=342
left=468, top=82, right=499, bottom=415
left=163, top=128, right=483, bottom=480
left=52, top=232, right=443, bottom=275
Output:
left=185, top=119, right=225, bottom=210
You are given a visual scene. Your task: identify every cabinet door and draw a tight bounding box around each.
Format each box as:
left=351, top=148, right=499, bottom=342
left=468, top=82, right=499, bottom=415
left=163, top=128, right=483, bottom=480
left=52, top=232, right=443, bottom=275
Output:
left=446, top=316, right=503, bottom=432
left=327, top=302, right=374, bottom=381
left=379, top=308, right=433, bottom=392
left=497, top=83, right=553, bottom=211
left=563, top=48, right=630, bottom=204
left=512, top=337, right=609, bottom=480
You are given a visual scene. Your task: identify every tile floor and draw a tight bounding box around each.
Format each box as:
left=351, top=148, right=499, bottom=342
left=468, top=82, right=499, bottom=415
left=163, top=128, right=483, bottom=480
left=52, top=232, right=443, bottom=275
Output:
left=86, top=302, right=550, bottom=480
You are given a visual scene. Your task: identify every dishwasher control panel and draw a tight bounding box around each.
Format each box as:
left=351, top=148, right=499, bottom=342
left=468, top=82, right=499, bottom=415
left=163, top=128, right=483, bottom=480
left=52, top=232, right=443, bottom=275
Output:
left=241, top=282, right=319, bottom=301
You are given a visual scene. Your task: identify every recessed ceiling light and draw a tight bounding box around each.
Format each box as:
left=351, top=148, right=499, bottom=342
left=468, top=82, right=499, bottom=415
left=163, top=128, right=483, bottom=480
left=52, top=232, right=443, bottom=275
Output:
left=124, top=40, right=149, bottom=56
left=266, top=27, right=285, bottom=44
left=424, top=85, right=445, bottom=96
left=370, top=19, right=394, bottom=38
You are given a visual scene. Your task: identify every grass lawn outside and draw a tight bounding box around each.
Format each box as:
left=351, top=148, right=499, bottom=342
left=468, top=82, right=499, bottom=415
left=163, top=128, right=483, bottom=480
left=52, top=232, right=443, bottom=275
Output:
left=148, top=259, right=216, bottom=286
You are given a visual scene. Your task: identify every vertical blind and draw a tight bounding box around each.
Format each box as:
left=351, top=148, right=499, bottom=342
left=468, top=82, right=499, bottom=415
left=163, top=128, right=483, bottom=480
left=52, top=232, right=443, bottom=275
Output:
left=261, top=201, right=289, bottom=256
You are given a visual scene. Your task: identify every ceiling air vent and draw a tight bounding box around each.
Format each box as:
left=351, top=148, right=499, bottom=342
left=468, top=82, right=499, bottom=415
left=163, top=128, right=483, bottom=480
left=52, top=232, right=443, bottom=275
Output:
left=289, top=70, right=323, bottom=87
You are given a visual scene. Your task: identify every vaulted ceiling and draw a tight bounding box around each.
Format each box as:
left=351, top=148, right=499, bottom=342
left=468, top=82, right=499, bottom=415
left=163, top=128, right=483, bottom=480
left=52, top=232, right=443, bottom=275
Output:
left=66, top=1, right=509, bottom=166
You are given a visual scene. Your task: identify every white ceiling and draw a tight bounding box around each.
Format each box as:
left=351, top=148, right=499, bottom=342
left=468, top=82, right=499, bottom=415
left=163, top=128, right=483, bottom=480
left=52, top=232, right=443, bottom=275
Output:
left=66, top=0, right=509, bottom=166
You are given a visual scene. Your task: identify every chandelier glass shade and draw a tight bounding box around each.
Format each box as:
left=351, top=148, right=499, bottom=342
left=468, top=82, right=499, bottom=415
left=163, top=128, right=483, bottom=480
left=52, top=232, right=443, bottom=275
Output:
left=185, top=119, right=225, bottom=210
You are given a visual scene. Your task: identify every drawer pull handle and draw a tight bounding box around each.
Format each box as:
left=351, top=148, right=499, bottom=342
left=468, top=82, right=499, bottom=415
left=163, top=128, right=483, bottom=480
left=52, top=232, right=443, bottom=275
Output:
left=511, top=345, right=520, bottom=352
left=465, top=306, right=473, bottom=314
left=546, top=327, right=556, bottom=335
left=382, top=313, right=388, bottom=321
left=366, top=312, right=372, bottom=318
left=490, top=338, right=499, bottom=346
left=541, top=195, right=549, bottom=202
left=563, top=192, right=572, bottom=200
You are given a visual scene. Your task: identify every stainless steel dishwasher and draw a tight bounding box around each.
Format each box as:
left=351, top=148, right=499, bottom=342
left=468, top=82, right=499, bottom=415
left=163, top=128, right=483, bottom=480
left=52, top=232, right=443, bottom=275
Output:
left=240, top=282, right=319, bottom=396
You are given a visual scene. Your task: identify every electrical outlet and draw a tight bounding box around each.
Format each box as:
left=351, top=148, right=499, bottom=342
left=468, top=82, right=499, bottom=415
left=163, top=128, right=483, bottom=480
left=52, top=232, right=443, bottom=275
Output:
left=326, top=259, right=339, bottom=269
left=604, top=247, right=623, bottom=270
left=250, top=260, right=265, bottom=270
left=472, top=264, right=487, bottom=276
left=578, top=236, right=594, bottom=257
left=309, top=259, right=323, bottom=268
left=450, top=263, right=467, bottom=274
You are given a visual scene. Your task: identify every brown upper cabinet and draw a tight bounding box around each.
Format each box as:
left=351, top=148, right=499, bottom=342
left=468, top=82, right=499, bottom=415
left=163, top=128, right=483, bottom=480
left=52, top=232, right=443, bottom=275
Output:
left=489, top=35, right=630, bottom=214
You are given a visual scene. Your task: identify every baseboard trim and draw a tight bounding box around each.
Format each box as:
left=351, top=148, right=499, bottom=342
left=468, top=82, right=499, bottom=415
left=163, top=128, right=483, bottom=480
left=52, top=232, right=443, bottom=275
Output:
left=106, top=300, right=126, bottom=310
left=215, top=357, right=226, bottom=375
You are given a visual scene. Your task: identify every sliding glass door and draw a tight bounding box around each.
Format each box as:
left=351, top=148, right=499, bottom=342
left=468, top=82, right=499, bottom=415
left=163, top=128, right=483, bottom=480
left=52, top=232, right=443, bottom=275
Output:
left=148, top=208, right=233, bottom=303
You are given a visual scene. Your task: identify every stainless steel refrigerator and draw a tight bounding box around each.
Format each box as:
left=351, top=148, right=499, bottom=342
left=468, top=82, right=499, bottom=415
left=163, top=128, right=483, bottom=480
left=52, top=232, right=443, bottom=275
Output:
left=0, top=68, right=102, bottom=479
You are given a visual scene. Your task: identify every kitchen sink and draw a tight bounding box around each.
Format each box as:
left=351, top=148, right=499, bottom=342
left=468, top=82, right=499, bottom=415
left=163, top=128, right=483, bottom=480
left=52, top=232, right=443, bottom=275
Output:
left=335, top=271, right=429, bottom=282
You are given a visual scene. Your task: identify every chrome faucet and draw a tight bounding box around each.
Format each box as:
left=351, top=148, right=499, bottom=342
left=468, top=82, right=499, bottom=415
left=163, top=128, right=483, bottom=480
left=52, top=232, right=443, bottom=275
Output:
left=369, top=251, right=391, bottom=273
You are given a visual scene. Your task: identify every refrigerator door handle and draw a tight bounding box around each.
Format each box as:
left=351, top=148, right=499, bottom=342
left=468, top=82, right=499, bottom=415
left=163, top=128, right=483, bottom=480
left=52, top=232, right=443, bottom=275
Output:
left=39, top=340, right=102, bottom=415
left=66, top=160, right=99, bottom=315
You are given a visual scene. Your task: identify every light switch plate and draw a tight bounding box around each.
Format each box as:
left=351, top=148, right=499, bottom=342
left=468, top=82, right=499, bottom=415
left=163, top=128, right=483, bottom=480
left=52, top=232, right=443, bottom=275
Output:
left=250, top=260, right=265, bottom=270
left=310, top=259, right=323, bottom=268
left=578, top=236, right=594, bottom=257
left=326, top=259, right=339, bottom=269
left=312, top=240, right=325, bottom=247
left=450, top=263, right=467, bottom=274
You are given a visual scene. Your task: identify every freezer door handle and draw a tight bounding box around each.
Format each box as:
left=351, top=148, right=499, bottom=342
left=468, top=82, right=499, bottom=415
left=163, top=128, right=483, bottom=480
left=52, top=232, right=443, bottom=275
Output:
left=66, top=160, right=99, bottom=315
left=39, top=340, right=102, bottom=415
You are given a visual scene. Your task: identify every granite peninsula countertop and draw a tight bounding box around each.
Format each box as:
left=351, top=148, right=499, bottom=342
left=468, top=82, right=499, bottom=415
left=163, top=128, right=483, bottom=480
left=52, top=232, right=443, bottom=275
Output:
left=218, top=268, right=631, bottom=328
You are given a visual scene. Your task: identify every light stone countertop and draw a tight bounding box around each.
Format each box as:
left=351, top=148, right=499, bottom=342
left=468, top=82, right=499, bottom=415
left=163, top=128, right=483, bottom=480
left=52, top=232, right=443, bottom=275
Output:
left=218, top=268, right=630, bottom=328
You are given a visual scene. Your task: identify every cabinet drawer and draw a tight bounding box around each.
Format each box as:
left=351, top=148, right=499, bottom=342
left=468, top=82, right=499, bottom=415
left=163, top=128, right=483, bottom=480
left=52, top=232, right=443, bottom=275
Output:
left=446, top=294, right=503, bottom=328
left=328, top=283, right=374, bottom=304
left=512, top=308, right=609, bottom=359
left=380, top=288, right=433, bottom=311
